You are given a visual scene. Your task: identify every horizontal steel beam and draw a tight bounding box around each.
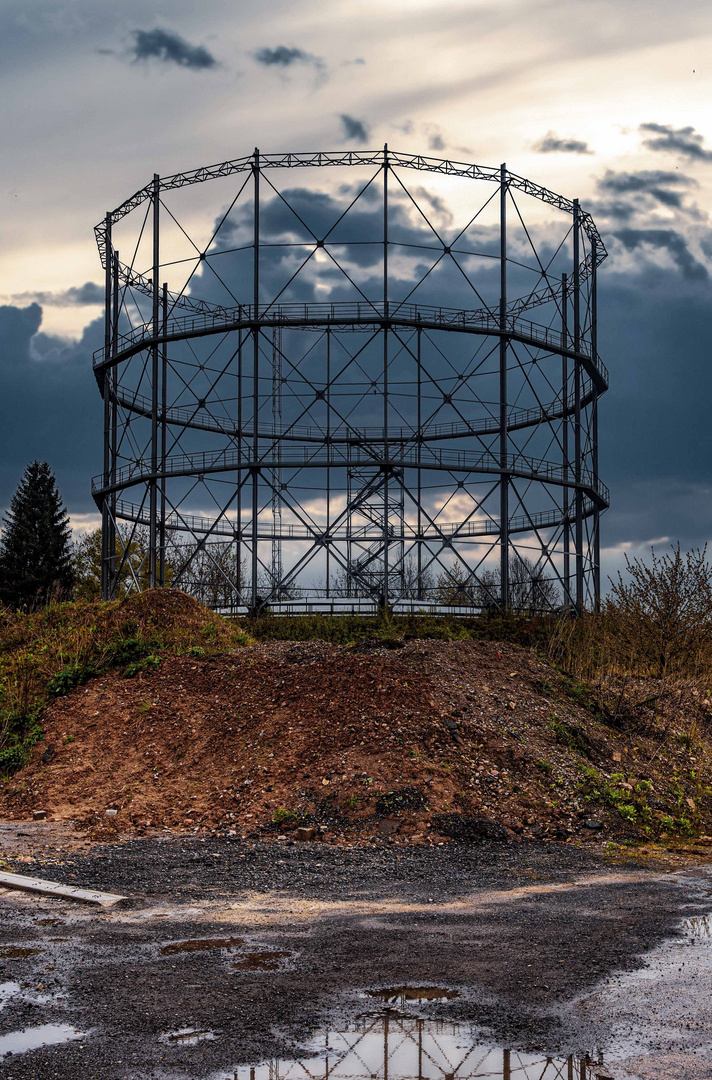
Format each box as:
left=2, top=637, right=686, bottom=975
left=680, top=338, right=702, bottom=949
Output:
left=110, top=497, right=598, bottom=540
left=93, top=444, right=609, bottom=508
left=93, top=302, right=608, bottom=392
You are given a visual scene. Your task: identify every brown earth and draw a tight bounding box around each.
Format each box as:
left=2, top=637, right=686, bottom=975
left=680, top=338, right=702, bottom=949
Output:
left=3, top=635, right=712, bottom=846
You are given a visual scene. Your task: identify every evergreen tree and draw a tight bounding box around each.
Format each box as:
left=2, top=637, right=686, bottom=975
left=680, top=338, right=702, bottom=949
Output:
left=0, top=461, right=75, bottom=610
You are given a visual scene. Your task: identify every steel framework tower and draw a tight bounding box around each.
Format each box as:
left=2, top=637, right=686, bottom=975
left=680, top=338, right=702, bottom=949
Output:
left=93, top=148, right=608, bottom=614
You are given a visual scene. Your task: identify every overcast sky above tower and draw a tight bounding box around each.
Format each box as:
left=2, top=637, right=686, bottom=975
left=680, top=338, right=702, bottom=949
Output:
left=1, top=0, right=710, bottom=579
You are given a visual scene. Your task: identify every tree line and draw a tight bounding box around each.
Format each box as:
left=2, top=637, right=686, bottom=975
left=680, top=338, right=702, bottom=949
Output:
left=3, top=460, right=712, bottom=684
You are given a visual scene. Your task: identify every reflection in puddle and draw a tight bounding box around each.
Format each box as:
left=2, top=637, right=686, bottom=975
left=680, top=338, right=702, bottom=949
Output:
left=683, top=914, right=712, bottom=939
left=161, top=937, right=245, bottom=955
left=162, top=1028, right=217, bottom=1046
left=205, top=1016, right=613, bottom=1080
left=368, top=986, right=459, bottom=1004
left=0, top=1023, right=84, bottom=1056
left=232, top=951, right=292, bottom=972
left=0, top=945, right=41, bottom=960
left=0, top=982, right=20, bottom=1011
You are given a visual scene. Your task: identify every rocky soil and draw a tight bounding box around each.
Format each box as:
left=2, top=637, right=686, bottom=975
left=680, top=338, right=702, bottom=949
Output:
left=2, top=636, right=712, bottom=846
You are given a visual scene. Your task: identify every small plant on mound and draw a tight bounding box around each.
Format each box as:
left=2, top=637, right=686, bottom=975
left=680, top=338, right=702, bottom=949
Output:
left=0, top=710, right=43, bottom=773
left=375, top=786, right=427, bottom=815
left=46, top=664, right=95, bottom=697
left=548, top=715, right=591, bottom=758
left=123, top=654, right=161, bottom=678
left=272, top=808, right=302, bottom=827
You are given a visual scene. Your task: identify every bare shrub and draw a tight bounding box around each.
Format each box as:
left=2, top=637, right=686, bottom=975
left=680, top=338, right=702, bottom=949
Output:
left=606, top=544, right=712, bottom=679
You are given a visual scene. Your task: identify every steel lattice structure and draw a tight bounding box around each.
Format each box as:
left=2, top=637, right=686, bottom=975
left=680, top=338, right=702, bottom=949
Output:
left=93, top=148, right=608, bottom=613
left=233, top=1013, right=608, bottom=1080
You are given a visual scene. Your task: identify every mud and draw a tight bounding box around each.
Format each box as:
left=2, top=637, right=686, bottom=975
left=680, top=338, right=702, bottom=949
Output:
left=0, top=835, right=711, bottom=1078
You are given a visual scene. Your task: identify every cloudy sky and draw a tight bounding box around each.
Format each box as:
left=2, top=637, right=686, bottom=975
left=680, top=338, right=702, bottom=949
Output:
left=1, top=0, right=710, bottom=579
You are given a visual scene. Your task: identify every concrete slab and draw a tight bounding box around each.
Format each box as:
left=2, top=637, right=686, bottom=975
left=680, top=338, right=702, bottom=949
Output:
left=0, top=870, right=128, bottom=907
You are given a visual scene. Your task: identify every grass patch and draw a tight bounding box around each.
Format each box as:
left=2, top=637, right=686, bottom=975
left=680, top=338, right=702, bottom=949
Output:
left=548, top=715, right=592, bottom=758
left=0, top=589, right=250, bottom=776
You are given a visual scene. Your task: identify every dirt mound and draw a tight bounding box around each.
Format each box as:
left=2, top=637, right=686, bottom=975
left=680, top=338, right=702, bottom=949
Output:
left=2, top=637, right=712, bottom=845
left=0, top=588, right=240, bottom=658
left=0, top=589, right=249, bottom=771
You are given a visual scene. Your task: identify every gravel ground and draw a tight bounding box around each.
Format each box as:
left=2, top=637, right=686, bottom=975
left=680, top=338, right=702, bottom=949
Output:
left=1, top=835, right=711, bottom=1079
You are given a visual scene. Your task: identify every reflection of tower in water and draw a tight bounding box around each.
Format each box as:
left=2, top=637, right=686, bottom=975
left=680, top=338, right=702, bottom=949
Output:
left=232, top=1015, right=608, bottom=1080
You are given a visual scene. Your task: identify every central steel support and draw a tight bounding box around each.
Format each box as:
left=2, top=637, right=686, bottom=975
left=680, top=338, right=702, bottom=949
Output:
left=149, top=173, right=160, bottom=588
left=101, top=211, right=112, bottom=601
left=562, top=272, right=570, bottom=606
left=573, top=198, right=584, bottom=611
left=251, top=148, right=260, bottom=613
left=382, top=143, right=389, bottom=609
left=499, top=163, right=509, bottom=608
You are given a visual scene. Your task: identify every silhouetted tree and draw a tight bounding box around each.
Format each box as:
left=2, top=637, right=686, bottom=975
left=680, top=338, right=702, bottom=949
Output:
left=0, top=461, right=74, bottom=609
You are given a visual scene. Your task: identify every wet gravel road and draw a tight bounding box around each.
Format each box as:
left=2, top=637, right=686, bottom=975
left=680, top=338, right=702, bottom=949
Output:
left=1, top=836, right=711, bottom=1079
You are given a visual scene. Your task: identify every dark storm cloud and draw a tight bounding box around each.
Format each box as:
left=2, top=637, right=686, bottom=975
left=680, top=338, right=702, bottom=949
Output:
left=9, top=282, right=104, bottom=306
left=339, top=114, right=369, bottom=143
left=598, top=269, right=712, bottom=546
left=533, top=133, right=592, bottom=155
left=130, top=28, right=217, bottom=69
left=412, top=187, right=453, bottom=224
left=640, top=122, right=712, bottom=162
left=597, top=169, right=696, bottom=209
left=0, top=304, right=103, bottom=514
left=253, top=45, right=324, bottom=72
left=614, top=228, right=708, bottom=280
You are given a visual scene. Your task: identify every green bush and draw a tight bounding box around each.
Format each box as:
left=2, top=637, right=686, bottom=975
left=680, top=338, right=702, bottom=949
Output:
left=46, top=664, right=94, bottom=697
left=123, top=654, right=161, bottom=678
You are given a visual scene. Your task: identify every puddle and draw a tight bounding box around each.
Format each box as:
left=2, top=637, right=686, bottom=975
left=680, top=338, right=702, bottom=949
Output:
left=231, top=950, right=292, bottom=972
left=205, top=1017, right=614, bottom=1080
left=161, top=937, right=245, bottom=955
left=161, top=1027, right=217, bottom=1046
left=0, top=946, right=41, bottom=960
left=682, top=914, right=712, bottom=939
left=0, top=1023, right=85, bottom=1056
left=367, top=985, right=460, bottom=1004
left=0, top=982, right=20, bottom=1010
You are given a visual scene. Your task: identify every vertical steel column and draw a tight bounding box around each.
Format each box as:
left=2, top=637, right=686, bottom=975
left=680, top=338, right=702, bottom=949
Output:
left=251, top=149, right=260, bottom=612
left=573, top=199, right=584, bottom=611
left=417, top=1019, right=423, bottom=1080
left=109, top=252, right=119, bottom=597
left=236, top=333, right=243, bottom=602
left=591, top=238, right=600, bottom=609
left=503, top=1049, right=511, bottom=1080
left=101, top=213, right=113, bottom=601
left=346, top=441, right=353, bottom=599
left=416, top=326, right=423, bottom=600
left=158, top=282, right=168, bottom=586
left=562, top=272, right=570, bottom=606
left=499, top=164, right=509, bottom=609
left=382, top=143, right=389, bottom=609
left=149, top=173, right=160, bottom=589
left=326, top=328, right=331, bottom=598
